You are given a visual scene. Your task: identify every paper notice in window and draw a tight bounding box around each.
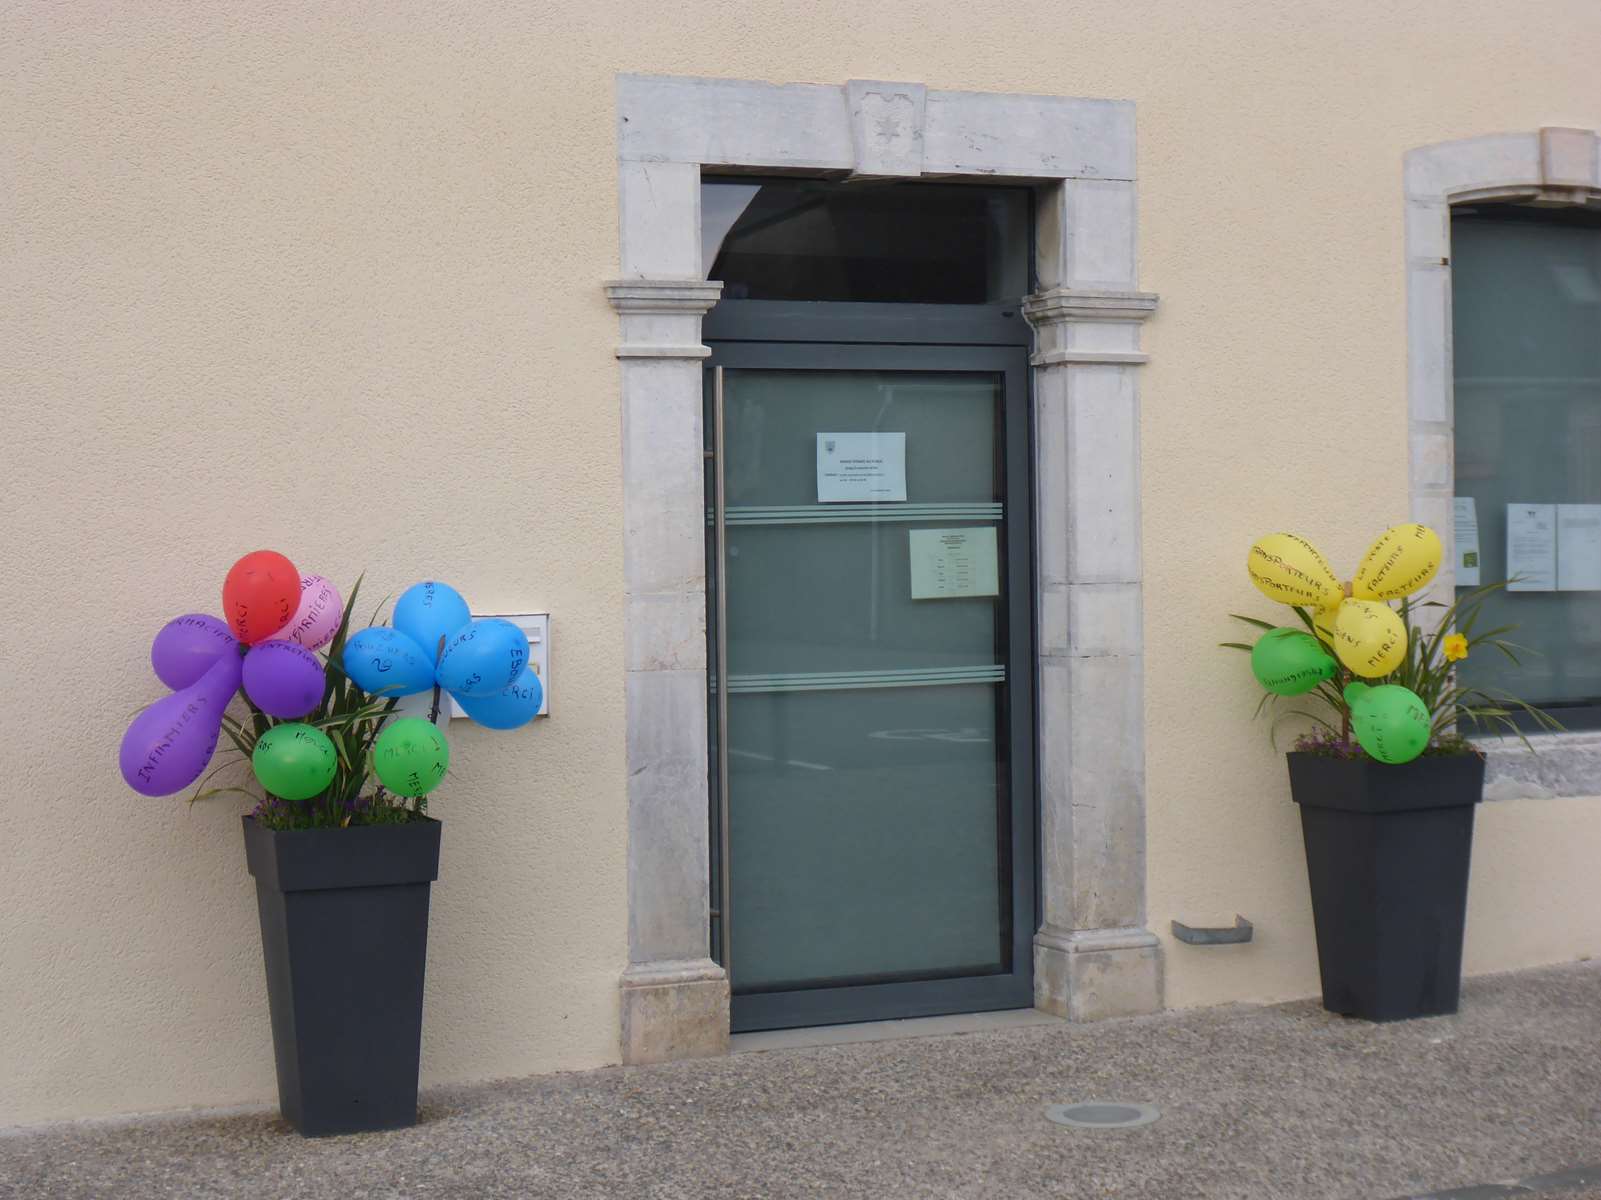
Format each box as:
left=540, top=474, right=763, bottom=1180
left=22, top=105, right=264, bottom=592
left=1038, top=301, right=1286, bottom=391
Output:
left=1557, top=504, right=1601, bottom=591
left=909, top=528, right=999, bottom=599
left=816, top=432, right=907, bottom=503
left=1506, top=503, right=1557, bottom=591
left=1453, top=497, right=1481, bottom=587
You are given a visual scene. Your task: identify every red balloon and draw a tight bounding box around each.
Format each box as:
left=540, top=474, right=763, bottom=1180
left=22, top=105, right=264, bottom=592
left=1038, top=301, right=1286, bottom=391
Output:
left=222, top=550, right=300, bottom=644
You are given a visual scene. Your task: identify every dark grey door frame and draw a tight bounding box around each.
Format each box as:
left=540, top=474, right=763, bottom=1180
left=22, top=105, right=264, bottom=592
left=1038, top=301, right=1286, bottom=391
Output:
left=704, top=305, right=1038, bottom=1032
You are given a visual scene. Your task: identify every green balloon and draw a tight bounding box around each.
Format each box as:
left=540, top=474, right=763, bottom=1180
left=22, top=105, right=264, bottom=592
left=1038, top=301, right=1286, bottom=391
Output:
left=252, top=723, right=338, bottom=801
left=1349, top=684, right=1431, bottom=764
left=373, top=717, right=450, bottom=797
left=1251, top=627, right=1337, bottom=696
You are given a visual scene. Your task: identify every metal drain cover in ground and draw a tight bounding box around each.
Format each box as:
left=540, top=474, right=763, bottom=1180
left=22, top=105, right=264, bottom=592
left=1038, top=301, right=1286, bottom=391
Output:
left=1044, top=1102, right=1160, bottom=1130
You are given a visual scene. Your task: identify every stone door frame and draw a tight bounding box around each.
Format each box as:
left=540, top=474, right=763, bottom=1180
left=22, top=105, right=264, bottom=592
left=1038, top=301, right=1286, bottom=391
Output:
left=605, top=74, right=1162, bottom=1063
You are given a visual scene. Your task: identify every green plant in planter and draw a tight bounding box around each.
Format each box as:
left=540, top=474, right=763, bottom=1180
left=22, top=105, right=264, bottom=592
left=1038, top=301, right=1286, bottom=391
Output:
left=1225, top=524, right=1559, bottom=760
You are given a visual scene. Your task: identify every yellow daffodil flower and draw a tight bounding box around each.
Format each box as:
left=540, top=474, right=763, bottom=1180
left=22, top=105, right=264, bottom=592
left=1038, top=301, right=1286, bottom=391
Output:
left=1443, top=633, right=1469, bottom=663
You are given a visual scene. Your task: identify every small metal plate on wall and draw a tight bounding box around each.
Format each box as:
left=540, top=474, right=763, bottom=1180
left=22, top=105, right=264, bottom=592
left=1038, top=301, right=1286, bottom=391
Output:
left=1171, top=916, right=1253, bottom=946
left=1044, top=1102, right=1161, bottom=1130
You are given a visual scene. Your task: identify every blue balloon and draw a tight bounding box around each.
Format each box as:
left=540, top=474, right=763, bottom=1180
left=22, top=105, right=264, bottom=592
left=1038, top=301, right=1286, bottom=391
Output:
left=392, top=581, right=472, bottom=666
left=454, top=665, right=544, bottom=730
left=435, top=618, right=529, bottom=697
left=342, top=627, right=437, bottom=697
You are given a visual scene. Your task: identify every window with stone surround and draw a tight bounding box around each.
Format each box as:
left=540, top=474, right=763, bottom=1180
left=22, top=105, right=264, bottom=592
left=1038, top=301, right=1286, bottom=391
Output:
left=1404, top=128, right=1601, bottom=798
left=1449, top=204, right=1601, bottom=730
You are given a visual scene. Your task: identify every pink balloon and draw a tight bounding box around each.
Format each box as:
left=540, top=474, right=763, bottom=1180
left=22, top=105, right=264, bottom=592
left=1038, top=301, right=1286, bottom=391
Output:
left=270, top=574, right=343, bottom=651
left=119, top=655, right=241, bottom=797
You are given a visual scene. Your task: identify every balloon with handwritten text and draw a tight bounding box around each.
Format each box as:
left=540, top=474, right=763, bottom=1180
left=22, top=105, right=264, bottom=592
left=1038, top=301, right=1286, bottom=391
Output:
left=373, top=718, right=451, bottom=797
left=242, top=640, right=327, bottom=718
left=393, top=581, right=472, bottom=664
left=435, top=618, right=529, bottom=697
left=1250, top=628, right=1337, bottom=697
left=342, top=580, right=544, bottom=731
left=121, top=562, right=546, bottom=811
left=1344, top=682, right=1431, bottom=764
left=252, top=723, right=338, bottom=800
left=342, top=626, right=437, bottom=697
left=119, top=655, right=241, bottom=796
left=150, top=613, right=239, bottom=690
left=223, top=550, right=301, bottom=645
left=454, top=666, right=544, bottom=730
left=1246, top=524, right=1441, bottom=680
left=272, top=575, right=343, bottom=651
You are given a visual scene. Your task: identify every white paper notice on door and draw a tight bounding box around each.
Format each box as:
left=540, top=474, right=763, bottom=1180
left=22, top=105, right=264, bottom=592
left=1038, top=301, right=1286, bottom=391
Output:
left=1506, top=503, right=1557, bottom=591
left=1557, top=504, right=1601, bottom=591
left=816, top=432, right=907, bottom=503
left=909, top=528, right=1000, bottom=599
left=1453, top=497, right=1482, bottom=587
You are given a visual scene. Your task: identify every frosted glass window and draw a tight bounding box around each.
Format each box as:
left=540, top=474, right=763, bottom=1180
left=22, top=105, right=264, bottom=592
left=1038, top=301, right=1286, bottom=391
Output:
left=1451, top=207, right=1601, bottom=721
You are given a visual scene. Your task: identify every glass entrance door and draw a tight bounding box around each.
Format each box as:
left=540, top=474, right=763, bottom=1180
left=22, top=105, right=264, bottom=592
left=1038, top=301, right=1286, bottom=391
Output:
left=707, top=342, right=1035, bottom=1032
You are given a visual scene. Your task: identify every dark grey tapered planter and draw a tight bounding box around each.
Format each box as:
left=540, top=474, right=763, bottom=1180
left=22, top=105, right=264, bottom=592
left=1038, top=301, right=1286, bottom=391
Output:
left=242, top=815, right=442, bottom=1136
left=1288, top=751, right=1485, bottom=1022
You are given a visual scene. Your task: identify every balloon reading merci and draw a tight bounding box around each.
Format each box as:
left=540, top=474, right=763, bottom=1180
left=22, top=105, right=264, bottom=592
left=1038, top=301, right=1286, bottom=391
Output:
left=454, top=663, right=544, bottom=730
left=150, top=613, right=239, bottom=690
left=1345, top=682, right=1430, bottom=765
left=251, top=722, right=339, bottom=801
left=223, top=550, right=300, bottom=645
left=435, top=618, right=529, bottom=698
left=373, top=718, right=451, bottom=797
left=1352, top=524, right=1443, bottom=603
left=242, top=639, right=327, bottom=719
left=1246, top=533, right=1344, bottom=610
left=270, top=574, right=344, bottom=652
left=119, top=654, right=241, bottom=797
left=1330, top=599, right=1408, bottom=679
left=1250, top=628, right=1337, bottom=697
left=342, top=626, right=437, bottom=697
left=393, top=581, right=472, bottom=666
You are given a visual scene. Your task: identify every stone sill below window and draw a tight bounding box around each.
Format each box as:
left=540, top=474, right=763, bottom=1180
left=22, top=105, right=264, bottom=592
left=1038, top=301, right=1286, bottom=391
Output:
left=1477, top=732, right=1601, bottom=801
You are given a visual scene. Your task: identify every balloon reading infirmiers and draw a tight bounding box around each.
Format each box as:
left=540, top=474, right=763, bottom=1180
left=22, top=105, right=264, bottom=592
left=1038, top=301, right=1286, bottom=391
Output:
left=119, top=555, right=543, bottom=802
left=1245, top=524, right=1443, bottom=764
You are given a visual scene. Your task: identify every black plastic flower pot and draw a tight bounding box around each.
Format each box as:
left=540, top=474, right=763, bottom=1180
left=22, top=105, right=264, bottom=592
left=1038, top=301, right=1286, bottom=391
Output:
left=242, top=815, right=442, bottom=1136
left=1287, top=751, right=1485, bottom=1022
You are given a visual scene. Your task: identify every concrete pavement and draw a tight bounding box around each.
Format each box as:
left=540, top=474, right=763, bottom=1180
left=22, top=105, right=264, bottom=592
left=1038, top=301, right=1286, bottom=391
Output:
left=4, top=961, right=1601, bottom=1199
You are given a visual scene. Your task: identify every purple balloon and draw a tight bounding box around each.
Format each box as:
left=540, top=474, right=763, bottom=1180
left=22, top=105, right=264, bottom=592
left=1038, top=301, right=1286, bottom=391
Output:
left=119, top=655, right=240, bottom=797
left=151, top=613, right=239, bottom=690
left=241, top=639, right=326, bottom=718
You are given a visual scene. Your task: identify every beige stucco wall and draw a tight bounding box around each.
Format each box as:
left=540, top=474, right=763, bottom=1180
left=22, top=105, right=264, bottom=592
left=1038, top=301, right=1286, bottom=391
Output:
left=5, top=1, right=1600, bottom=1126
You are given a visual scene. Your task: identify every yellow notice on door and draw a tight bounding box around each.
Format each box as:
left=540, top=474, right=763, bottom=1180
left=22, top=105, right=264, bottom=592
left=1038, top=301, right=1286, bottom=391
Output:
left=909, top=528, right=1000, bottom=599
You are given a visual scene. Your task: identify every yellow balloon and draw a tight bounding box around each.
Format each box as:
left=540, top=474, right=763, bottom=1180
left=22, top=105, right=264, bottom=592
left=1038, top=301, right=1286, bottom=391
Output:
left=1352, top=523, right=1443, bottom=601
left=1330, top=599, right=1408, bottom=678
left=1247, top=533, right=1343, bottom=610
left=1312, top=604, right=1341, bottom=646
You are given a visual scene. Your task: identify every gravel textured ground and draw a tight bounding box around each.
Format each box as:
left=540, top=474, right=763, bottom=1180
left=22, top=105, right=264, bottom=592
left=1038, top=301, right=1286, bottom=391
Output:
left=4, top=961, right=1601, bottom=1200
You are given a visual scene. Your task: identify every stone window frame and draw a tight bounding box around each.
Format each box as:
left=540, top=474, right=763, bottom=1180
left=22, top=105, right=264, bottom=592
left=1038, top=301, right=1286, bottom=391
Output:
left=605, top=74, right=1162, bottom=1064
left=1405, top=127, right=1601, bottom=801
